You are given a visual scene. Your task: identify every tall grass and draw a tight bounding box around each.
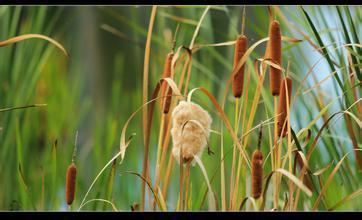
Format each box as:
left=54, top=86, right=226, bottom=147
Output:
left=0, top=5, right=360, bottom=211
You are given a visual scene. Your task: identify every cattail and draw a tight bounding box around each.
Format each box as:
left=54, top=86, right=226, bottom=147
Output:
left=277, top=77, right=292, bottom=137
left=232, top=35, right=248, bottom=98
left=251, top=150, right=263, bottom=199
left=66, top=131, right=78, bottom=206
left=161, top=52, right=174, bottom=114
left=66, top=162, right=77, bottom=205
left=171, top=101, right=212, bottom=165
left=268, top=20, right=282, bottom=96
left=251, top=125, right=263, bottom=199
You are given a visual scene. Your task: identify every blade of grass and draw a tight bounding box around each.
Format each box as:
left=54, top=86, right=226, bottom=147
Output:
left=0, top=104, right=47, bottom=112
left=336, top=6, right=361, bottom=81
left=79, top=199, right=118, bottom=211
left=300, top=6, right=343, bottom=90
left=193, top=155, right=216, bottom=211
left=328, top=188, right=362, bottom=211
left=312, top=151, right=356, bottom=210
left=0, top=34, right=68, bottom=57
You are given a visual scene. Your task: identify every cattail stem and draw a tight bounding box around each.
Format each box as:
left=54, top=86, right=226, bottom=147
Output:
left=162, top=154, right=174, bottom=199
left=229, top=99, right=239, bottom=209
left=257, top=123, right=263, bottom=150
left=232, top=67, right=253, bottom=209
left=241, top=6, right=246, bottom=35
left=285, top=62, right=294, bottom=210
left=277, top=77, right=292, bottom=137
left=179, top=148, right=184, bottom=211
left=72, top=131, right=78, bottom=163
left=161, top=52, right=174, bottom=114
left=273, top=96, right=279, bottom=209
left=269, top=20, right=282, bottom=96
left=153, top=114, right=166, bottom=210
left=184, top=162, right=191, bottom=210
left=229, top=34, right=247, bottom=207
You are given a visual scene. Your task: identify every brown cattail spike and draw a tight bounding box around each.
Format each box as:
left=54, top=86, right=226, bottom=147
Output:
left=251, top=149, right=263, bottom=199
left=66, top=162, right=77, bottom=205
left=269, top=20, right=282, bottom=96
left=161, top=52, right=174, bottom=114
left=277, top=77, right=292, bottom=137
left=66, top=131, right=78, bottom=206
left=232, top=35, right=248, bottom=98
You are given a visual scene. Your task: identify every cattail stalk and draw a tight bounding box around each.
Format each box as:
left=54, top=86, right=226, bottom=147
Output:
left=229, top=34, right=247, bottom=208
left=66, top=163, right=77, bottom=205
left=66, top=131, right=78, bottom=206
left=269, top=20, right=282, bottom=96
left=161, top=52, right=174, bottom=114
left=232, top=35, right=248, bottom=98
left=251, top=150, right=263, bottom=199
left=277, top=77, right=292, bottom=137
left=251, top=125, right=263, bottom=199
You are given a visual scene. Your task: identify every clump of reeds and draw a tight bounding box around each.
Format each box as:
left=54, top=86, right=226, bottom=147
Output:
left=65, top=131, right=78, bottom=206
left=277, top=77, right=292, bottom=137
left=171, top=100, right=212, bottom=165
left=251, top=125, right=263, bottom=199
left=232, top=35, right=248, bottom=98
left=268, top=20, right=282, bottom=96
left=161, top=52, right=174, bottom=114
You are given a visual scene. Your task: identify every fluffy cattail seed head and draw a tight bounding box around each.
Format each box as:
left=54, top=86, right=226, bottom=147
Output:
left=66, top=162, right=77, bottom=205
left=277, top=77, right=292, bottom=137
left=251, top=149, right=263, bottom=199
left=161, top=52, right=174, bottom=114
left=171, top=101, right=212, bottom=165
left=232, top=35, right=248, bottom=98
left=269, top=20, right=282, bottom=96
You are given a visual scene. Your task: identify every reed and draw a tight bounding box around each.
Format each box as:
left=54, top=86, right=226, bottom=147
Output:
left=2, top=5, right=362, bottom=212
left=277, top=77, right=292, bottom=137
left=161, top=52, right=174, bottom=114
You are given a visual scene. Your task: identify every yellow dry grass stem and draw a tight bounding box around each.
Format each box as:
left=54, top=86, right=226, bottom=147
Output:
left=220, top=128, right=226, bottom=211
left=273, top=96, right=280, bottom=209
left=0, top=34, right=69, bottom=57
left=231, top=68, right=250, bottom=210
left=153, top=113, right=166, bottom=210
left=285, top=64, right=294, bottom=211
left=178, top=149, right=184, bottom=211
left=184, top=162, right=192, bottom=210
left=141, top=5, right=157, bottom=211
left=228, top=98, right=240, bottom=209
